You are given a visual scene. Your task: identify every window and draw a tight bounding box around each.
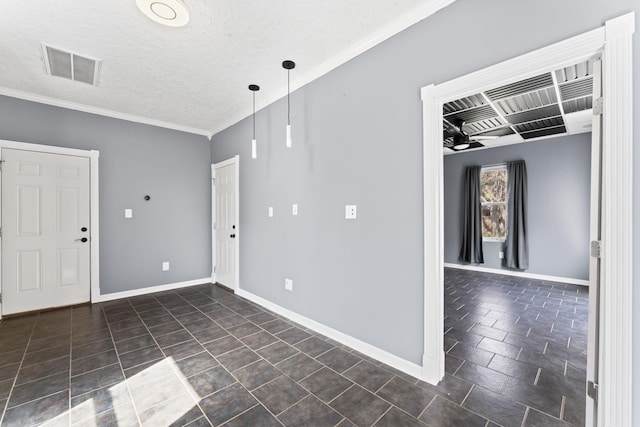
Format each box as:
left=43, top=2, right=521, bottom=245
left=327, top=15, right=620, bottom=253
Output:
left=481, top=165, right=507, bottom=240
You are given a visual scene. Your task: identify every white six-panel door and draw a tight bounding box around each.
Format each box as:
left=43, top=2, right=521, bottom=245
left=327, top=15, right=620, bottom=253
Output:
left=2, top=149, right=91, bottom=315
left=213, top=160, right=237, bottom=290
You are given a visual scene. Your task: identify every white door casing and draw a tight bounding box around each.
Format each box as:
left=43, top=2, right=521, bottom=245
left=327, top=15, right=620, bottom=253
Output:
left=2, top=148, right=90, bottom=315
left=421, top=13, right=633, bottom=427
left=212, top=156, right=239, bottom=291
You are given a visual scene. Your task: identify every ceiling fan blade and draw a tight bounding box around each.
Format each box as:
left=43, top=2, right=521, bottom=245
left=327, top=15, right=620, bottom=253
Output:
left=471, top=135, right=499, bottom=140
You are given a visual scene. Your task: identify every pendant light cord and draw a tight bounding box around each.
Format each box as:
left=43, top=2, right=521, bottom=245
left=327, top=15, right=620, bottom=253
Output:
left=252, top=91, right=256, bottom=140
left=287, top=69, right=291, bottom=125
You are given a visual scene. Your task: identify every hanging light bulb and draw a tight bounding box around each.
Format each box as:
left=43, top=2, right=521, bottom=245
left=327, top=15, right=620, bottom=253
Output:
left=248, top=84, right=260, bottom=159
left=282, top=60, right=296, bottom=148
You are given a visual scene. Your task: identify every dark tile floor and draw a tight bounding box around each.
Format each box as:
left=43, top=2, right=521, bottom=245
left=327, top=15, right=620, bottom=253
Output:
left=0, top=268, right=588, bottom=426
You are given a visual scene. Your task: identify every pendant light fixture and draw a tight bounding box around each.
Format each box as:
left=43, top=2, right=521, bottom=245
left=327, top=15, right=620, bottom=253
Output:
left=248, top=84, right=260, bottom=159
left=282, top=60, right=296, bottom=148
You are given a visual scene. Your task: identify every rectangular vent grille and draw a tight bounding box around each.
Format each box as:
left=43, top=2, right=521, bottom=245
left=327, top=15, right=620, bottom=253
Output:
left=520, top=126, right=567, bottom=140
left=559, top=78, right=593, bottom=101
left=503, top=104, right=562, bottom=125
left=555, top=59, right=594, bottom=83
left=42, top=44, right=100, bottom=85
left=563, top=96, right=593, bottom=114
left=485, top=73, right=554, bottom=101
left=444, top=105, right=497, bottom=126
left=443, top=94, right=486, bottom=115
left=494, top=88, right=557, bottom=116
left=514, top=117, right=565, bottom=133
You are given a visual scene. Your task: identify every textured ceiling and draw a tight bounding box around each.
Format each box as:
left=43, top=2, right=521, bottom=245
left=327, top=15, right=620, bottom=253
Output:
left=443, top=58, right=596, bottom=154
left=0, top=0, right=453, bottom=137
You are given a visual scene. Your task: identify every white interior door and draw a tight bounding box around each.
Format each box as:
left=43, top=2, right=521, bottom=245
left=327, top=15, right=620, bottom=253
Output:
left=1, top=148, right=91, bottom=315
left=585, top=58, right=602, bottom=426
left=213, top=158, right=238, bottom=290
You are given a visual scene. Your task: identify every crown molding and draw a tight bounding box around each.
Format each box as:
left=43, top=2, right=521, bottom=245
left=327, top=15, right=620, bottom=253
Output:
left=0, top=87, right=212, bottom=139
left=209, top=0, right=456, bottom=137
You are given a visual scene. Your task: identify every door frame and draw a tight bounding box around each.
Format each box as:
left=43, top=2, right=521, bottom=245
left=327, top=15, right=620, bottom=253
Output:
left=211, top=155, right=240, bottom=292
left=420, top=12, right=634, bottom=427
left=0, top=139, right=100, bottom=319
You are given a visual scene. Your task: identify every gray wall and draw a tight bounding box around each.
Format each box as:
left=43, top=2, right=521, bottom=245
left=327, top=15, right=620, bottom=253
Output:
left=0, top=95, right=212, bottom=295
left=443, top=134, right=591, bottom=280
left=211, top=0, right=640, bottom=419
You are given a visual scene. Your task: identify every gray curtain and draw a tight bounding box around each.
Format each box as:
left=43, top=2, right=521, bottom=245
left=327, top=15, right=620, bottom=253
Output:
left=503, top=160, right=529, bottom=269
left=459, top=166, right=484, bottom=264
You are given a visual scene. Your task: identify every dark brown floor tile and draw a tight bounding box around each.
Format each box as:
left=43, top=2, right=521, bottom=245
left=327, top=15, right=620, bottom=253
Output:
left=343, top=360, right=394, bottom=393
left=184, top=416, right=212, bottom=427
left=9, top=370, right=68, bottom=407
left=316, top=348, right=361, bottom=373
left=148, top=319, right=185, bottom=337
left=71, top=363, right=124, bottom=397
left=477, top=336, right=521, bottom=359
left=213, top=314, right=247, bottom=329
left=562, top=395, right=586, bottom=426
left=246, top=311, right=277, bottom=325
left=175, top=310, right=209, bottom=324
left=0, top=378, right=14, bottom=400
left=155, top=329, right=193, bottom=348
left=71, top=349, right=119, bottom=377
left=226, top=322, right=263, bottom=339
left=240, top=330, right=278, bottom=351
left=2, top=390, right=69, bottom=427
left=217, top=346, right=260, bottom=372
left=175, top=351, right=219, bottom=378
left=0, top=363, right=20, bottom=382
left=524, top=407, right=571, bottom=426
left=487, top=354, right=539, bottom=382
left=183, top=319, right=218, bottom=334
left=330, top=384, right=390, bottom=426
left=199, top=382, right=257, bottom=426
left=448, top=342, right=495, bottom=367
left=115, top=333, right=157, bottom=354
left=294, top=336, right=334, bottom=358
left=444, top=354, right=464, bottom=375
left=119, top=345, right=163, bottom=370
left=375, top=406, right=426, bottom=427
left=185, top=366, right=236, bottom=399
left=22, top=344, right=70, bottom=367
left=276, top=352, right=323, bottom=382
left=253, top=375, right=308, bottom=415
left=261, top=319, right=293, bottom=335
left=275, top=327, right=312, bottom=345
left=419, top=395, right=486, bottom=427
left=299, top=368, right=353, bottom=403
left=278, top=395, right=343, bottom=427
left=257, top=341, right=299, bottom=365
left=223, top=403, right=281, bottom=427
left=233, top=359, right=282, bottom=390
left=376, top=376, right=435, bottom=417
left=463, top=386, right=527, bottom=427
left=189, top=324, right=228, bottom=344
left=72, top=328, right=112, bottom=346
left=456, top=362, right=508, bottom=393
left=142, top=313, right=175, bottom=328
left=15, top=356, right=69, bottom=385
left=203, top=335, right=244, bottom=357
left=26, top=334, right=70, bottom=354
left=163, top=339, right=206, bottom=361
left=73, top=338, right=114, bottom=359
left=416, top=373, right=473, bottom=404
left=109, top=317, right=145, bottom=332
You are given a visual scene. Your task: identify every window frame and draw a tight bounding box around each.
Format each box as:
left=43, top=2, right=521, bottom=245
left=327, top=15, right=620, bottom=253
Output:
left=480, top=164, right=508, bottom=242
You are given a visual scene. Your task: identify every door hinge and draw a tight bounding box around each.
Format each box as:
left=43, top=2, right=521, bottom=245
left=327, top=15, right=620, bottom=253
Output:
left=212, top=178, right=216, bottom=185
left=590, top=240, right=602, bottom=258
left=587, top=380, right=598, bottom=401
left=593, top=97, right=603, bottom=116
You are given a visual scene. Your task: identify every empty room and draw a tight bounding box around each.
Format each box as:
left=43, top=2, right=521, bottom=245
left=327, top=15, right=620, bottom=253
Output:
left=0, top=1, right=637, bottom=426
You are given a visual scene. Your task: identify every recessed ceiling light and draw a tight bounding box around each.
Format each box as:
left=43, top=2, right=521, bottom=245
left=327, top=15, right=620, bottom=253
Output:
left=136, top=0, right=190, bottom=27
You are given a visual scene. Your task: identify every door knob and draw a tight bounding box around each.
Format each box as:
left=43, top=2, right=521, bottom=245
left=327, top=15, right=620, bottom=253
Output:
left=81, top=227, right=88, bottom=232
left=75, top=237, right=88, bottom=243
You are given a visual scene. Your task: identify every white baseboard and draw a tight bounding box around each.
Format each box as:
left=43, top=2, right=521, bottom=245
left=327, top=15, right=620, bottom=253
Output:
left=236, top=289, right=425, bottom=381
left=443, top=263, right=589, bottom=286
left=95, top=278, right=211, bottom=303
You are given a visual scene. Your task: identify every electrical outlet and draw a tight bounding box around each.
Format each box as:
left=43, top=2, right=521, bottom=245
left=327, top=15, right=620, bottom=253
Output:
left=292, top=204, right=298, bottom=216
left=268, top=207, right=273, bottom=217
left=345, top=205, right=357, bottom=219
left=162, top=261, right=170, bottom=271
left=285, top=278, right=293, bottom=291
left=125, top=209, right=133, bottom=218
left=499, top=251, right=504, bottom=259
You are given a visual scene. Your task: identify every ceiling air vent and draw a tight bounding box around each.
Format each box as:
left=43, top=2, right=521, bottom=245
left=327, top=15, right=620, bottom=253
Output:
left=41, top=44, right=100, bottom=85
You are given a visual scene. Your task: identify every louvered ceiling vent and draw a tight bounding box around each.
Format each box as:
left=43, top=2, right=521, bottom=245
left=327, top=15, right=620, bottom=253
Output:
left=42, top=44, right=100, bottom=85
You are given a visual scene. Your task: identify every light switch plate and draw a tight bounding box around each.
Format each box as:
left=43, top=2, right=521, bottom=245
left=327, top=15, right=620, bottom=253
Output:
left=285, top=278, right=293, bottom=291
left=292, top=204, right=298, bottom=216
left=125, top=209, right=133, bottom=218
left=345, top=205, right=357, bottom=219
left=162, top=261, right=170, bottom=271
left=268, top=207, right=274, bottom=217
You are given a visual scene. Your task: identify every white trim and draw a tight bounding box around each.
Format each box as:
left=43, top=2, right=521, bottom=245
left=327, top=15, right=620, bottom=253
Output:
left=421, top=14, right=634, bottom=426
left=0, top=139, right=100, bottom=314
left=212, top=155, right=240, bottom=292
left=0, top=87, right=212, bottom=139
left=599, top=13, right=634, bottom=427
left=443, top=263, right=589, bottom=287
left=95, top=278, right=211, bottom=303
left=237, top=288, right=424, bottom=380
left=208, top=0, right=455, bottom=137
